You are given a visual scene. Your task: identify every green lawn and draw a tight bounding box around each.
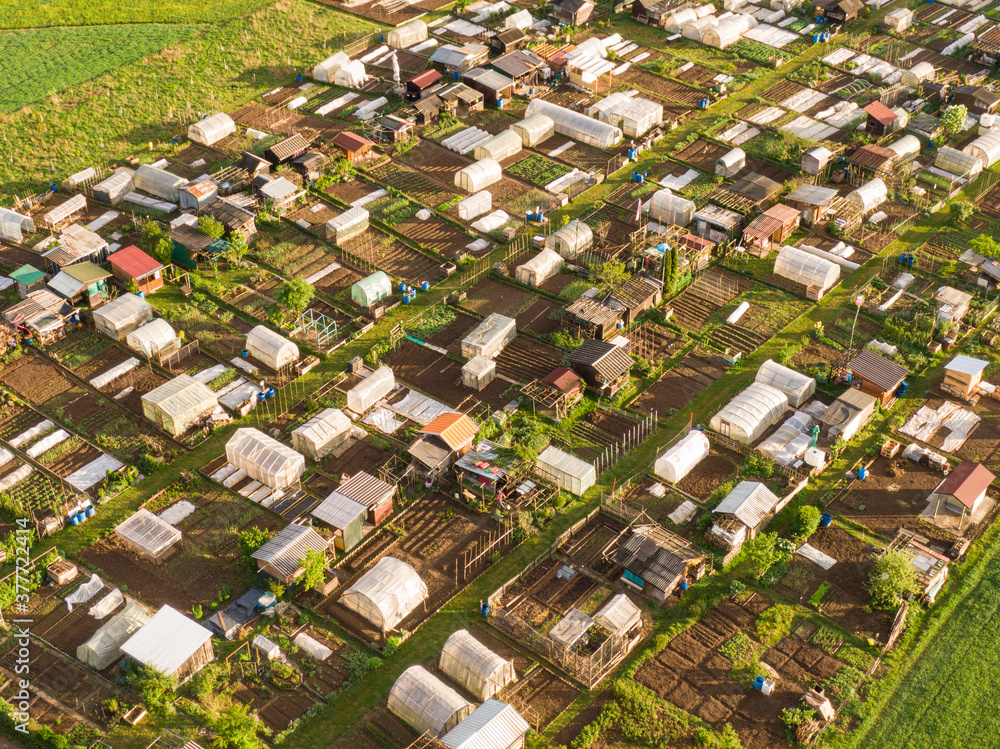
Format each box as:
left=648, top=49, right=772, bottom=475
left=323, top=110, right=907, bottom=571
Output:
left=0, top=0, right=275, bottom=28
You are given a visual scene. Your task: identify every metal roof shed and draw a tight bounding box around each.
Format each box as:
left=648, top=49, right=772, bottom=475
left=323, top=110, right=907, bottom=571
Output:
left=226, top=428, right=306, bottom=489
left=134, top=164, right=186, bottom=201
left=535, top=445, right=596, bottom=496
left=709, top=382, right=789, bottom=444
left=524, top=98, right=622, bottom=149
left=755, top=359, right=816, bottom=407
left=439, top=630, right=516, bottom=701
left=93, top=169, right=135, bottom=205
left=474, top=130, right=523, bottom=162
left=142, top=374, right=219, bottom=437
left=462, top=313, right=516, bottom=359
left=342, top=557, right=428, bottom=632
left=544, top=219, right=593, bottom=259
left=246, top=325, right=299, bottom=370
left=352, top=271, right=393, bottom=308
left=714, top=480, right=780, bottom=533
left=347, top=365, right=395, bottom=414
left=93, top=293, right=152, bottom=340
left=801, top=146, right=832, bottom=176
left=292, top=408, right=352, bottom=460
left=188, top=113, right=237, bottom=146
left=510, top=114, right=555, bottom=147
left=310, top=492, right=367, bottom=551
left=515, top=249, right=563, bottom=287
left=251, top=523, right=327, bottom=581
left=115, top=508, right=182, bottom=560
left=389, top=665, right=474, bottom=737
left=126, top=319, right=180, bottom=358
left=121, top=605, right=214, bottom=682
left=456, top=158, right=503, bottom=193
left=442, top=700, right=530, bottom=749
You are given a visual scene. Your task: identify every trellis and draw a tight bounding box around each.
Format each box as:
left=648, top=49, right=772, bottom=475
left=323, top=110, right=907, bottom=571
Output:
left=294, top=308, right=341, bottom=351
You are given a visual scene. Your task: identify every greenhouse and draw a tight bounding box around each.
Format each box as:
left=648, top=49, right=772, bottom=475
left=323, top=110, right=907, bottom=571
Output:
left=388, top=19, right=428, bottom=49
left=114, top=508, right=182, bottom=561
left=0, top=208, right=35, bottom=244
left=524, top=99, right=623, bottom=149
left=588, top=93, right=663, bottom=138
left=347, top=365, right=395, bottom=414
left=462, top=355, right=496, bottom=391
left=313, top=51, right=350, bottom=82
left=963, top=132, right=1000, bottom=169
left=594, top=593, right=642, bottom=636
left=648, top=189, right=696, bottom=226
left=292, top=408, right=352, bottom=459
left=774, top=245, right=840, bottom=294
left=846, top=178, right=888, bottom=213
left=342, top=557, right=429, bottom=632
left=462, top=313, right=516, bottom=359
left=473, top=130, right=522, bottom=162
left=92, top=170, right=134, bottom=205
left=458, top=191, right=492, bottom=221
left=442, top=701, right=530, bottom=749
left=134, top=164, right=187, bottom=202
left=455, top=158, right=503, bottom=192
left=683, top=15, right=719, bottom=42
left=703, top=14, right=756, bottom=49
left=188, top=113, right=237, bottom=146
left=471, top=210, right=511, bottom=234
left=325, top=206, right=370, bottom=245
left=536, top=445, right=597, bottom=495
left=515, top=249, right=563, bottom=286
left=93, top=293, right=153, bottom=340
left=709, top=382, right=789, bottom=444
left=884, top=7, right=914, bottom=32
left=716, top=147, right=746, bottom=178
left=439, top=629, right=516, bottom=701
left=755, top=359, right=815, bottom=407
left=388, top=665, right=475, bottom=737
left=935, top=146, right=982, bottom=177
left=141, top=374, right=219, bottom=437
left=654, top=430, right=710, bottom=484
left=664, top=6, right=699, bottom=32
left=126, top=319, right=179, bottom=358
left=352, top=271, right=393, bottom=308
left=886, top=134, right=921, bottom=160
left=77, top=600, right=150, bottom=671
left=225, top=428, right=306, bottom=490
left=544, top=219, right=593, bottom=259
left=335, top=60, right=369, bottom=89
left=42, top=194, right=87, bottom=229
left=246, top=325, right=299, bottom=370
left=510, top=114, right=555, bottom=147
left=901, top=61, right=934, bottom=88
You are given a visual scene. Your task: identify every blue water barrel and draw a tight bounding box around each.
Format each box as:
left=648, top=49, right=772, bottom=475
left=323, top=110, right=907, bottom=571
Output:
left=266, top=387, right=275, bottom=399
left=929, top=140, right=936, bottom=149
left=699, top=98, right=709, bottom=109
left=754, top=676, right=765, bottom=690
left=899, top=381, right=910, bottom=396
left=813, top=33, right=820, bottom=43
left=398, top=281, right=407, bottom=293
left=241, top=349, right=249, bottom=358
left=85, top=507, right=95, bottom=518
left=137, top=290, right=145, bottom=299
left=899, top=253, right=907, bottom=263
left=23, top=337, right=32, bottom=345
left=297, top=74, right=303, bottom=82
left=421, top=281, right=430, bottom=291
left=816, top=14, right=823, bottom=22
left=70, top=313, right=80, bottom=323
left=679, top=581, right=689, bottom=592
left=617, top=320, right=625, bottom=329
left=403, top=294, right=411, bottom=304
left=526, top=210, right=533, bottom=223
left=858, top=467, right=868, bottom=480
left=76, top=513, right=87, bottom=524
left=822, top=32, right=829, bottom=41
left=454, top=71, right=460, bottom=81
left=845, top=373, right=852, bottom=383
left=907, top=254, right=915, bottom=266
left=69, top=515, right=80, bottom=526
left=497, top=97, right=504, bottom=109
left=820, top=512, right=833, bottom=527
left=257, top=392, right=266, bottom=402
left=537, top=210, right=544, bottom=222
left=380, top=33, right=385, bottom=42
left=50, top=184, right=58, bottom=192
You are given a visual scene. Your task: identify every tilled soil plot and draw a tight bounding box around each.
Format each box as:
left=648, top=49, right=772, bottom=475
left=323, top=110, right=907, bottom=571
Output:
left=617, top=68, right=705, bottom=107
left=339, top=231, right=442, bottom=285
left=674, top=139, right=730, bottom=173
left=632, top=354, right=725, bottom=414
left=472, top=623, right=534, bottom=674
left=947, top=394, right=1000, bottom=474
left=494, top=337, right=564, bottom=383
left=319, top=436, right=396, bottom=480
left=393, top=214, right=474, bottom=258
left=99, top=365, right=170, bottom=416
left=420, top=309, right=480, bottom=354
left=506, top=668, right=581, bottom=731
left=677, top=450, right=740, bottom=500
left=382, top=340, right=513, bottom=409
left=460, top=281, right=535, bottom=321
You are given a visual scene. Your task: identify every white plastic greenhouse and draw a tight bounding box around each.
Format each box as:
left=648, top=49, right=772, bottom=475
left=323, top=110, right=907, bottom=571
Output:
left=462, top=313, right=516, bottom=359
left=126, top=319, right=179, bottom=358
left=901, top=61, right=934, bottom=88
left=93, top=293, right=153, bottom=340
left=458, top=191, right=492, bottom=221
left=335, top=60, right=369, bottom=89
left=225, top=428, right=306, bottom=489
left=313, top=51, right=350, bottom=82
left=388, top=20, right=428, bottom=49
left=347, top=365, right=395, bottom=413
left=352, top=271, right=392, bottom=308
left=142, top=374, right=219, bottom=437
left=471, top=210, right=510, bottom=234
left=774, top=246, right=840, bottom=294
left=525, top=99, right=623, bottom=149
left=544, top=219, right=593, bottom=259
left=462, top=355, right=496, bottom=391
left=709, top=383, right=789, bottom=444
left=936, top=146, right=983, bottom=177
left=0, top=208, right=35, bottom=244
left=439, top=629, right=516, bottom=701
left=683, top=15, right=719, bottom=42
left=963, top=132, right=1000, bottom=169
left=77, top=600, right=150, bottom=670
left=342, top=557, right=429, bottom=632
left=846, top=178, right=888, bottom=213
left=291, top=408, right=351, bottom=459
left=510, top=114, right=555, bottom=147
left=115, top=508, right=182, bottom=560
left=588, top=93, right=663, bottom=138
left=703, top=14, right=756, bottom=49
left=246, top=325, right=299, bottom=370
left=664, top=7, right=699, bottom=32
left=535, top=445, right=597, bottom=495
left=654, top=430, right=710, bottom=484
left=594, top=593, right=641, bottom=636
left=886, top=134, right=921, bottom=160
left=134, top=164, right=186, bottom=201
left=884, top=7, right=914, bottom=32
left=188, top=113, right=236, bottom=146
left=516, top=249, right=564, bottom=287
left=93, top=169, right=134, bottom=205
left=648, top=189, right=696, bottom=226
left=388, top=665, right=474, bottom=737
left=754, top=359, right=815, bottom=407
left=326, top=206, right=370, bottom=245
left=455, top=158, right=502, bottom=192
left=473, top=130, right=522, bottom=162
left=716, top=147, right=746, bottom=178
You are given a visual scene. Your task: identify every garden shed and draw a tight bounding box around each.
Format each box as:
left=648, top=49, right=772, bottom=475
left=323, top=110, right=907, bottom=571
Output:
left=648, top=189, right=696, bottom=226
left=462, top=313, right=516, bottom=359
left=847, top=348, right=907, bottom=405
left=774, top=245, right=840, bottom=297
left=226, top=428, right=306, bottom=490
left=246, top=325, right=299, bottom=370
left=456, top=158, right=503, bottom=192
left=389, top=19, right=428, bottom=48
left=524, top=99, right=623, bottom=149
left=964, top=132, right=1000, bottom=169
left=819, top=387, right=876, bottom=442
left=712, top=481, right=781, bottom=546
left=510, top=114, right=555, bottom=147
left=846, top=178, right=888, bottom=213
left=535, top=445, right=596, bottom=495
left=442, top=700, right=529, bottom=749
left=801, top=146, right=832, bottom=176
left=77, top=600, right=150, bottom=671
left=142, top=374, right=219, bottom=437
left=474, top=130, right=523, bottom=162
left=943, top=355, right=989, bottom=398
left=335, top=60, right=369, bottom=89
left=126, top=319, right=180, bottom=358
left=709, top=382, right=789, bottom=444
left=330, top=470, right=395, bottom=525
left=121, top=605, right=214, bottom=683
left=251, top=523, right=327, bottom=582
left=544, top=219, right=593, bottom=259
left=439, top=630, right=516, bottom=701
left=311, top=492, right=368, bottom=552
left=616, top=525, right=706, bottom=602
left=716, top=147, right=746, bottom=178
left=109, top=244, right=164, bottom=295
left=389, top=665, right=475, bottom=737
left=755, top=359, right=816, bottom=407
left=463, top=356, right=496, bottom=391
left=347, top=365, right=395, bottom=414
left=188, top=113, right=237, bottom=146
left=292, top=408, right=352, bottom=460
left=134, top=164, right=186, bottom=202
left=115, top=508, right=182, bottom=561
left=935, top=147, right=982, bottom=178
left=515, top=249, right=563, bottom=287
left=342, top=557, right=428, bottom=632
left=568, top=338, right=633, bottom=396
left=11, top=265, right=45, bottom=298
left=459, top=191, right=493, bottom=221
left=352, top=271, right=393, bottom=308
left=314, top=51, right=350, bottom=82
left=654, top=430, right=710, bottom=484
left=928, top=461, right=995, bottom=517
left=325, top=206, right=370, bottom=245
left=93, top=293, right=152, bottom=340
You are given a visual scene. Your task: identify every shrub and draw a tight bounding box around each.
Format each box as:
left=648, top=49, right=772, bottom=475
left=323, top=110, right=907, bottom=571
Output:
left=793, top=505, right=822, bottom=539
left=755, top=604, right=796, bottom=647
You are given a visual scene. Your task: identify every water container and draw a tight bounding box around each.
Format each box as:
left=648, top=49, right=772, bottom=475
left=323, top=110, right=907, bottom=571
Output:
left=930, top=140, right=936, bottom=149
left=754, top=676, right=765, bottom=690
left=858, top=466, right=868, bottom=480
left=421, top=281, right=430, bottom=291
left=907, top=254, right=915, bottom=266
left=454, top=71, right=460, bottom=81
left=76, top=513, right=86, bottom=524
left=23, top=337, right=32, bottom=345
left=813, top=33, right=820, bottom=43
left=822, top=32, right=829, bottom=41
left=529, top=88, right=535, bottom=96
left=637, top=174, right=644, bottom=184
left=69, top=515, right=80, bottom=526
left=617, top=320, right=625, bottom=330
left=497, top=97, right=504, bottom=109
left=816, top=15, right=823, bottom=22
left=137, top=290, right=145, bottom=299
left=761, top=679, right=775, bottom=696
left=85, top=507, right=95, bottom=518
left=380, top=33, right=385, bottom=42
left=50, top=184, right=58, bottom=192
left=845, top=373, right=852, bottom=383
left=297, top=74, right=303, bottom=82
left=899, top=253, right=907, bottom=263
left=403, top=294, right=411, bottom=304
left=241, top=349, right=249, bottom=358
left=526, top=210, right=533, bottom=223
left=820, top=512, right=833, bottom=527
left=399, top=281, right=407, bottom=293
left=699, top=98, right=709, bottom=109
left=679, top=581, right=689, bottom=592
left=266, top=387, right=275, bottom=399
left=537, top=210, right=544, bottom=222
left=258, top=392, right=267, bottom=402
left=898, top=380, right=910, bottom=396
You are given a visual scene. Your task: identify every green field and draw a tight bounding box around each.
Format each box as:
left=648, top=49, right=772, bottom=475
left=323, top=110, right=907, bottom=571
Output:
left=0, top=0, right=275, bottom=28
left=0, top=25, right=201, bottom=113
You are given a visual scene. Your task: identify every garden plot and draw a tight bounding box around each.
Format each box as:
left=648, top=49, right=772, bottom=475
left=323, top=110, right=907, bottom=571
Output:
left=338, top=227, right=442, bottom=285
left=382, top=340, right=513, bottom=409
left=159, top=302, right=247, bottom=359
left=494, top=336, right=564, bottom=384
left=670, top=269, right=751, bottom=331
left=318, top=433, right=397, bottom=483
left=536, top=134, right=620, bottom=173
left=369, top=158, right=463, bottom=211
left=503, top=667, right=582, bottom=732
left=632, top=354, right=725, bottom=414
left=92, top=362, right=170, bottom=417
left=393, top=212, right=479, bottom=259
left=463, top=277, right=542, bottom=318
left=408, top=307, right=480, bottom=354
left=674, top=138, right=730, bottom=173
left=616, top=67, right=706, bottom=108
left=230, top=102, right=347, bottom=142
left=675, top=446, right=742, bottom=501
left=516, top=296, right=563, bottom=336
left=899, top=398, right=981, bottom=455
left=255, top=228, right=362, bottom=291
left=706, top=285, right=810, bottom=356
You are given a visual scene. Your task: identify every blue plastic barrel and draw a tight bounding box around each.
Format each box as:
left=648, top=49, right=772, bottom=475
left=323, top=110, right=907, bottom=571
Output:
left=297, top=74, right=303, bottom=82
left=137, top=290, right=145, bottom=299
left=699, top=98, right=709, bottom=109
left=50, top=184, right=58, bottom=192
left=754, top=676, right=765, bottom=690
left=454, top=71, right=460, bottom=81
left=85, top=507, right=95, bottom=518
left=820, top=512, right=833, bottom=527
left=266, top=387, right=275, bottom=399
left=497, top=97, right=503, bottom=109
left=258, top=392, right=266, bottom=402
left=858, top=467, right=868, bottom=480
left=69, top=515, right=80, bottom=526
left=679, top=581, right=689, bottom=592
left=421, top=281, right=430, bottom=291
left=399, top=281, right=407, bottom=293
left=526, top=210, right=533, bottom=223
left=845, top=373, right=852, bottom=383
left=76, top=513, right=86, bottom=524
left=241, top=349, right=249, bottom=358
left=813, top=33, right=820, bottom=43
left=380, top=33, right=385, bottom=42
left=929, top=140, right=936, bottom=149
left=23, top=337, right=32, bottom=345
left=403, top=294, right=411, bottom=304
left=816, top=14, right=823, bottom=21
left=907, top=255, right=915, bottom=266
left=537, top=210, right=544, bottom=222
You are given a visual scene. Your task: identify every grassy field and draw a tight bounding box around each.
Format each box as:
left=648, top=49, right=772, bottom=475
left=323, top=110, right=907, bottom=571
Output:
left=0, top=0, right=276, bottom=27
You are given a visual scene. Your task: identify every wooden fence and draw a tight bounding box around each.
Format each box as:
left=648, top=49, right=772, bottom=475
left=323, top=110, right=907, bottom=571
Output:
left=158, top=340, right=200, bottom=369
left=593, top=410, right=658, bottom=474
left=461, top=518, right=517, bottom=581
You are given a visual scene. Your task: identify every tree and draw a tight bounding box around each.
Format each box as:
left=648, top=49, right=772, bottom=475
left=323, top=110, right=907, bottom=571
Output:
left=152, top=236, right=174, bottom=266
left=593, top=259, right=629, bottom=293
left=132, top=666, right=176, bottom=713
left=206, top=701, right=268, bottom=749
left=237, top=526, right=271, bottom=563
left=941, top=104, right=968, bottom=137
left=125, top=278, right=140, bottom=295
left=867, top=549, right=919, bottom=610
left=274, top=278, right=315, bottom=312
left=950, top=201, right=976, bottom=223
left=199, top=214, right=226, bottom=240
left=140, top=220, right=164, bottom=254
left=744, top=532, right=780, bottom=581
left=793, top=505, right=822, bottom=539
left=971, top=233, right=1000, bottom=260
left=227, top=231, right=249, bottom=268
left=299, top=548, right=326, bottom=592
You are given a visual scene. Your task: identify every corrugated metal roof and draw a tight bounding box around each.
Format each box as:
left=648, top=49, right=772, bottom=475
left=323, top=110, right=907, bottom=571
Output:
left=849, top=144, right=896, bottom=171
left=934, top=461, right=995, bottom=508
left=311, top=492, right=368, bottom=529
left=714, top=481, right=780, bottom=529
left=786, top=184, right=838, bottom=206
left=63, top=261, right=110, bottom=284
left=109, top=245, right=163, bottom=279
left=819, top=387, right=875, bottom=429
left=48, top=271, right=87, bottom=299
left=542, top=366, right=583, bottom=393
left=334, top=470, right=395, bottom=507
left=615, top=524, right=702, bottom=592
left=251, top=523, right=328, bottom=579
left=421, top=412, right=478, bottom=451
left=568, top=339, right=633, bottom=381
left=848, top=348, right=907, bottom=391
left=945, top=355, right=989, bottom=377
left=121, top=605, right=212, bottom=676
left=864, top=100, right=899, bottom=126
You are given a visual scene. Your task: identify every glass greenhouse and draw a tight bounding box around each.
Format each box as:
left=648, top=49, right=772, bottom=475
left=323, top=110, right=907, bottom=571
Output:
left=141, top=374, right=219, bottom=437
left=709, top=382, right=789, bottom=444
left=388, top=20, right=428, bottom=49
left=461, top=313, right=516, bottom=359
left=964, top=132, right=1000, bottom=169
left=225, top=428, right=306, bottom=490
left=515, top=249, right=563, bottom=286
left=535, top=445, right=597, bottom=495
left=134, top=164, right=187, bottom=202
left=774, top=245, right=840, bottom=293
left=291, top=407, right=352, bottom=460
left=935, top=147, right=982, bottom=178
left=313, top=51, right=350, bottom=83
left=347, top=365, right=395, bottom=414
left=510, top=114, right=555, bottom=147
left=455, top=158, right=503, bottom=192
left=77, top=600, right=150, bottom=670
left=352, top=270, right=392, bottom=308
left=187, top=113, right=237, bottom=146
left=114, top=508, right=182, bottom=560
left=846, top=178, right=888, bottom=213
left=439, top=629, right=516, bottom=701
left=388, top=665, right=474, bottom=737
left=648, top=189, right=696, bottom=226
left=654, top=430, right=710, bottom=484
left=754, top=359, right=816, bottom=407
left=342, top=557, right=429, bottom=632
left=593, top=593, right=642, bottom=636
left=93, top=293, right=153, bottom=340
left=524, top=99, right=623, bottom=149
left=544, top=219, right=593, bottom=259
left=473, top=130, right=522, bottom=162
left=246, top=325, right=299, bottom=370
left=458, top=190, right=492, bottom=221
left=335, top=60, right=369, bottom=89
left=587, top=93, right=663, bottom=138
left=325, top=206, right=370, bottom=245
left=126, top=318, right=179, bottom=358
left=0, top=208, right=35, bottom=244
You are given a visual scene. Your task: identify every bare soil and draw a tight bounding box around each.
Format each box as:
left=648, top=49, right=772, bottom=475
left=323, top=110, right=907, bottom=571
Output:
left=677, top=449, right=741, bottom=500
left=632, top=354, right=725, bottom=414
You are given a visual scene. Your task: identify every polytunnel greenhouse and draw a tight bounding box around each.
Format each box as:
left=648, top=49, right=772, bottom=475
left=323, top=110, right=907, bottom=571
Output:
left=846, top=178, right=888, bottom=213
left=335, top=60, right=368, bottom=89
left=471, top=209, right=511, bottom=234
left=901, top=61, right=935, bottom=88
left=510, top=114, right=554, bottom=147
left=648, top=189, right=696, bottom=226
left=709, top=382, right=789, bottom=444
left=524, top=99, right=623, bottom=149
left=126, top=319, right=179, bottom=358
left=455, top=158, right=502, bottom=192
left=473, top=130, right=522, bottom=162
left=544, top=219, right=593, bottom=259
left=187, top=113, right=236, bottom=146
left=754, top=359, right=816, bottom=407
left=93, top=293, right=153, bottom=341
left=773, top=245, right=840, bottom=294
left=439, top=629, right=516, bottom=701
left=225, top=428, right=306, bottom=490
left=114, top=508, right=182, bottom=561
left=347, top=365, right=395, bottom=413
left=388, top=665, right=474, bottom=737
left=683, top=15, right=719, bottom=42
left=703, top=14, right=756, bottom=49
left=351, top=270, right=392, bottom=308
left=0, top=208, right=34, bottom=244
left=588, top=93, right=663, bottom=138
left=325, top=206, right=369, bottom=245
left=246, top=325, right=298, bottom=370
left=313, top=52, right=350, bottom=82
left=936, top=146, right=982, bottom=177
left=342, top=557, right=428, bottom=632
left=654, top=430, right=710, bottom=484
left=886, top=134, right=921, bottom=160
left=291, top=408, right=351, bottom=460
left=515, top=249, right=563, bottom=287
left=664, top=6, right=699, bottom=32
left=716, top=148, right=746, bottom=178
left=388, top=19, right=428, bottom=49
left=141, top=374, right=219, bottom=437
left=461, top=313, right=516, bottom=359
left=134, top=164, right=186, bottom=202
left=458, top=191, right=492, bottom=221
left=963, top=132, right=1000, bottom=169
left=77, top=601, right=150, bottom=670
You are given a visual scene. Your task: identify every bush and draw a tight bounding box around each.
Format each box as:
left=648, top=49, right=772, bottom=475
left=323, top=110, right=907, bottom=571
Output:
left=793, top=505, right=822, bottom=539
left=755, top=604, right=796, bottom=647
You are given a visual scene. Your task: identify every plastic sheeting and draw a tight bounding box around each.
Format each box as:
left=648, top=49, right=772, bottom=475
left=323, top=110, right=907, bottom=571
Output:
left=294, top=632, right=333, bottom=660
left=455, top=158, right=502, bottom=192
left=473, top=130, right=522, bottom=162
left=342, top=557, right=428, bottom=631
left=225, top=428, right=306, bottom=489
left=347, top=365, right=395, bottom=414
left=314, top=51, right=350, bottom=83
left=292, top=408, right=351, bottom=459
left=462, top=313, right=516, bottom=359
left=654, top=431, right=710, bottom=484
left=545, top=219, right=593, bottom=259
left=525, top=98, right=623, bottom=149
left=648, top=189, right=696, bottom=226
left=246, top=325, right=299, bottom=370
left=535, top=445, right=596, bottom=495
left=388, top=20, right=428, bottom=49
left=142, top=374, right=218, bottom=437
left=94, top=293, right=152, bottom=340
left=439, top=629, right=515, bottom=701
left=326, top=206, right=369, bottom=245
left=335, top=60, right=368, bottom=89
left=66, top=575, right=104, bottom=612
left=115, top=508, right=182, bottom=558
left=352, top=271, right=392, bottom=308
left=389, top=665, right=474, bottom=737
left=471, top=210, right=511, bottom=233
left=847, top=178, right=888, bottom=213
left=709, top=383, right=789, bottom=444
left=510, top=114, right=554, bottom=147
left=458, top=191, right=492, bottom=221
left=188, top=113, right=236, bottom=146
left=515, top=249, right=563, bottom=286
left=755, top=359, right=816, bottom=407
left=127, top=319, right=179, bottom=358
left=774, top=245, right=840, bottom=292
left=77, top=600, right=150, bottom=670
left=89, top=588, right=124, bottom=618
left=0, top=208, right=35, bottom=244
